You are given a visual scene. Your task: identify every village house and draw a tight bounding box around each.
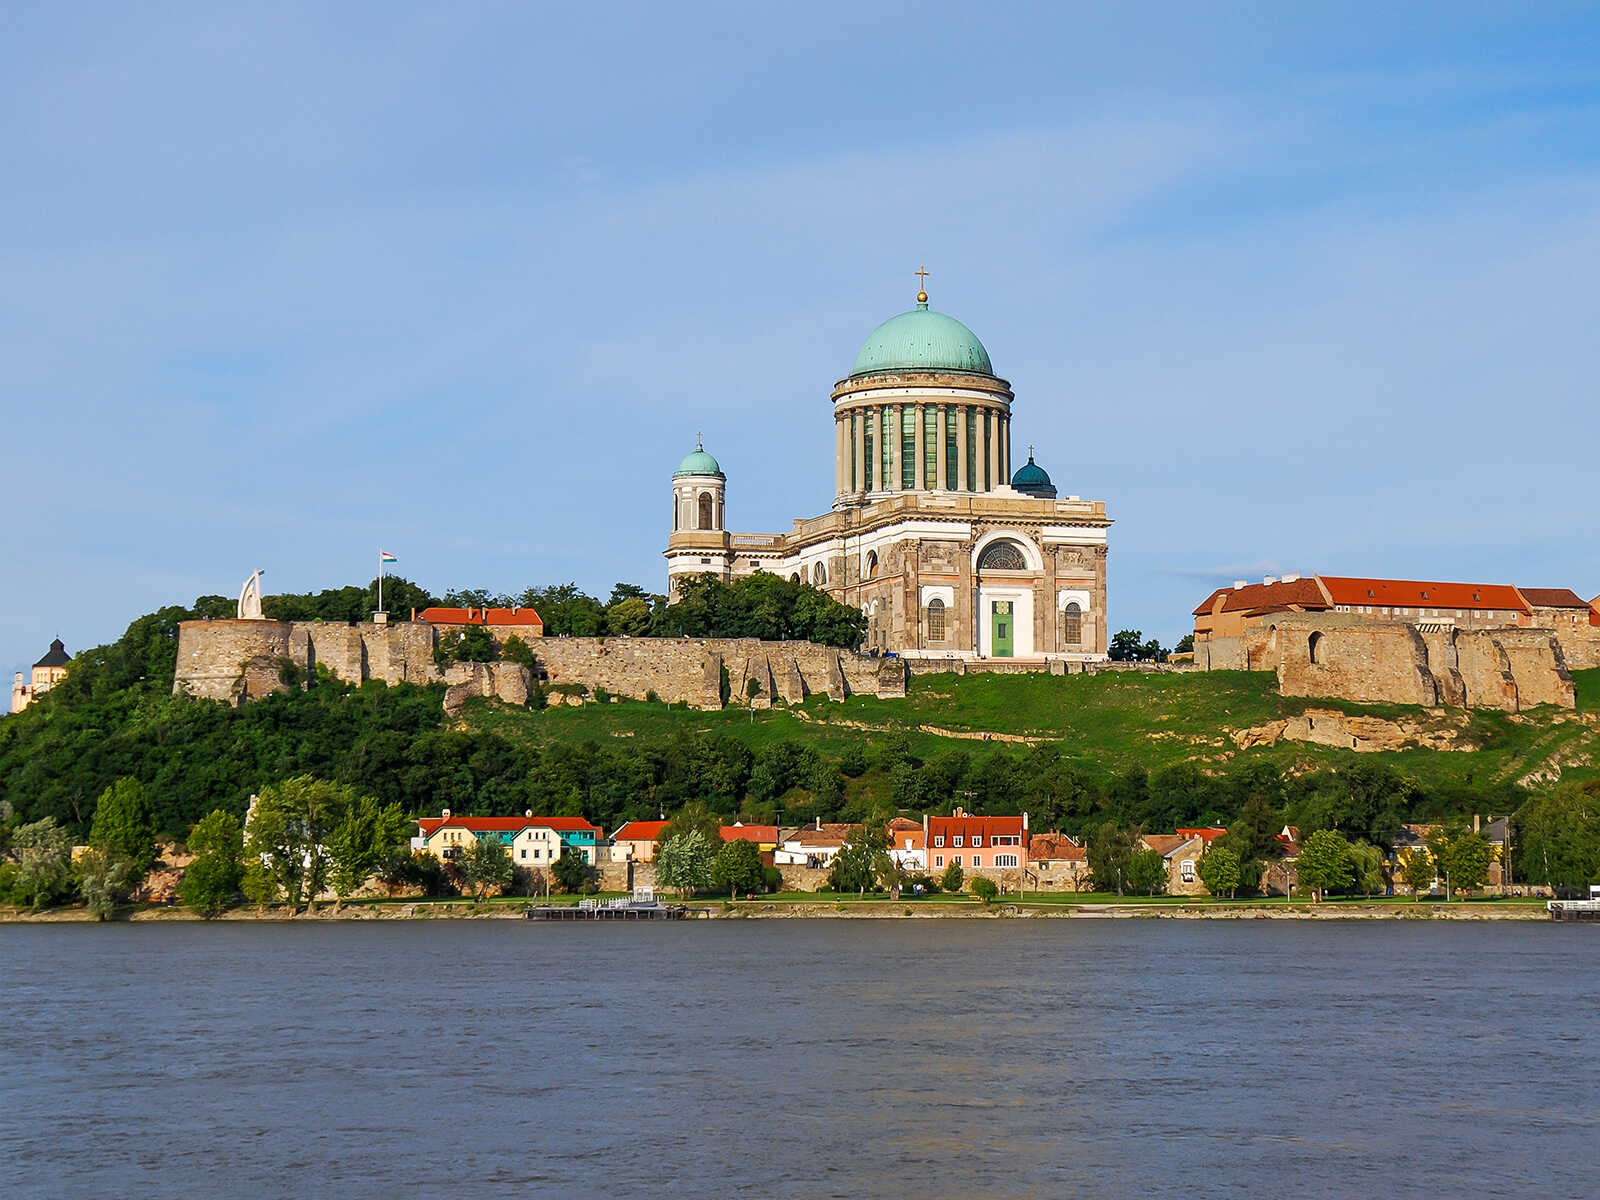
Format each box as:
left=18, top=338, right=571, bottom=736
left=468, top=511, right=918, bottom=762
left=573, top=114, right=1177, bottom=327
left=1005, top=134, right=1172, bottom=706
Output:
left=1139, top=833, right=1209, bottom=896
left=925, top=808, right=1028, bottom=887
left=610, top=819, right=670, bottom=863
left=416, top=605, right=545, bottom=638
left=414, top=811, right=602, bottom=866
left=1027, top=832, right=1088, bottom=891
left=886, top=816, right=927, bottom=871
left=719, top=823, right=781, bottom=864
left=774, top=821, right=857, bottom=868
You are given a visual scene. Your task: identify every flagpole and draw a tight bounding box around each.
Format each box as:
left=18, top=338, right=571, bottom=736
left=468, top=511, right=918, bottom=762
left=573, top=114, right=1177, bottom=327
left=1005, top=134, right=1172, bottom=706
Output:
left=378, top=549, right=384, bottom=616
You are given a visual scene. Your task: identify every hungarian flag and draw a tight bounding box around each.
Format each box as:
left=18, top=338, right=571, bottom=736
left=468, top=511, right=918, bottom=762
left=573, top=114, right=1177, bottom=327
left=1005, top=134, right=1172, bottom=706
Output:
left=380, top=551, right=398, bottom=563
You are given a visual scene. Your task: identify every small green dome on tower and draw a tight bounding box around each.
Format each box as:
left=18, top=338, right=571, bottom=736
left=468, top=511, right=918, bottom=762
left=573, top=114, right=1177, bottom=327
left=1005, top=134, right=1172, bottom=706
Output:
left=673, top=438, right=723, bottom=478
left=850, top=297, right=993, bottom=377
left=1010, top=451, right=1056, bottom=498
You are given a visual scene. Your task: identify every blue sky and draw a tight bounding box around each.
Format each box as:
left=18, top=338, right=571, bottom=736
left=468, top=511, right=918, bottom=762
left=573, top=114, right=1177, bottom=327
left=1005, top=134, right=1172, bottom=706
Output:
left=5, top=1, right=1599, bottom=702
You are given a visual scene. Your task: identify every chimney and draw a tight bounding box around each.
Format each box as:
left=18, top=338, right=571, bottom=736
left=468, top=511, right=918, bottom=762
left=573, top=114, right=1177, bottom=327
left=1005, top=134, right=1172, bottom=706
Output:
left=815, top=816, right=822, bottom=831
left=1262, top=575, right=1277, bottom=586
left=1473, top=813, right=1481, bottom=833
left=954, top=806, right=964, bottom=819
left=1281, top=574, right=1300, bottom=584
left=1023, top=811, right=1029, bottom=833
left=442, top=808, right=451, bottom=819
left=923, top=813, right=929, bottom=839
left=525, top=809, right=533, bottom=819
left=1233, top=580, right=1247, bottom=590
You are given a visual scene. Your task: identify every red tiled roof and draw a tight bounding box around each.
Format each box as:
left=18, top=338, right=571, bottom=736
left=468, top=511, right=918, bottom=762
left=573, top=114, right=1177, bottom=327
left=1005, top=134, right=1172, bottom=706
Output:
left=418, top=814, right=598, bottom=836
left=785, top=823, right=858, bottom=846
left=1318, top=577, right=1526, bottom=612
left=1214, top=577, right=1328, bottom=616
left=1518, top=587, right=1589, bottom=609
left=419, top=606, right=545, bottom=627
left=1176, top=827, right=1228, bottom=843
left=1140, top=834, right=1196, bottom=857
left=719, top=824, right=779, bottom=843
left=1029, top=833, right=1085, bottom=862
left=927, top=814, right=1027, bottom=839
left=613, top=820, right=670, bottom=842
left=1192, top=587, right=1231, bottom=617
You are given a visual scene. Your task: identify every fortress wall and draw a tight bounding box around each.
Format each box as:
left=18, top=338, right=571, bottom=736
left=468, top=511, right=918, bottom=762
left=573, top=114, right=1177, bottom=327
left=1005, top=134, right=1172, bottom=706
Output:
left=1552, top=625, right=1600, bottom=671
left=1276, top=620, right=1439, bottom=707
left=1490, top=630, right=1575, bottom=709
left=174, top=619, right=297, bottom=704
left=1275, top=617, right=1575, bottom=712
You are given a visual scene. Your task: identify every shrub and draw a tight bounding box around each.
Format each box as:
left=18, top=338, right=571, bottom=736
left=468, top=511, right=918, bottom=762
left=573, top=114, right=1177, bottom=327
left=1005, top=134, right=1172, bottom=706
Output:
left=971, top=877, right=999, bottom=903
left=593, top=687, right=611, bottom=704
left=645, top=689, right=660, bottom=704
left=939, top=862, right=964, bottom=893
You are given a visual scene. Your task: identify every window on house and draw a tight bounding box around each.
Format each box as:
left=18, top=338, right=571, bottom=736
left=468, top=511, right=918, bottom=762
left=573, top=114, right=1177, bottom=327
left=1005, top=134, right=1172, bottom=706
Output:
left=954, top=855, right=963, bottom=866
left=953, top=835, right=963, bottom=847
left=972, top=856, right=982, bottom=867
left=996, top=854, right=1018, bottom=868
left=935, top=855, right=944, bottom=868
left=972, top=835, right=983, bottom=847
left=934, top=835, right=944, bottom=847
left=521, top=849, right=527, bottom=859
left=927, top=597, right=946, bottom=640
left=1181, top=859, right=1195, bottom=883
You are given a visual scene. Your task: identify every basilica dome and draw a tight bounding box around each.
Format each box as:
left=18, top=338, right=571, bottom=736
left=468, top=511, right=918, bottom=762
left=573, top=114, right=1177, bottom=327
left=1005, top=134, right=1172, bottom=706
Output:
left=673, top=445, right=723, bottom=478
left=850, top=300, right=993, bottom=377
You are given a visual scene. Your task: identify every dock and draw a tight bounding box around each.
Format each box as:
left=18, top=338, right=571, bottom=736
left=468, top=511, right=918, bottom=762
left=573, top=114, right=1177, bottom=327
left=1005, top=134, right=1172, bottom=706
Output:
left=527, top=887, right=696, bottom=920
left=1547, top=899, right=1600, bottom=922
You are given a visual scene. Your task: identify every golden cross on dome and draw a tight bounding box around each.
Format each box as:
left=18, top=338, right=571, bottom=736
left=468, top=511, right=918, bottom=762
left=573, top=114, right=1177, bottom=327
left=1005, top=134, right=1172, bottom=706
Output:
left=696, top=431, right=703, bottom=450
left=1028, top=443, right=1035, bottom=459
left=914, top=264, right=930, bottom=302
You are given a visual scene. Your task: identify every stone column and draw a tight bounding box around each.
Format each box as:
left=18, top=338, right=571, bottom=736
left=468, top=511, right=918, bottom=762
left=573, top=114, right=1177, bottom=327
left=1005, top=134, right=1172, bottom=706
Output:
left=852, top=410, right=865, bottom=495
left=934, top=405, right=947, bottom=491
left=987, top=410, right=1001, bottom=493
left=835, top=414, right=846, bottom=496
left=957, top=543, right=974, bottom=651
left=1000, top=416, right=1011, bottom=483
left=886, top=406, right=899, bottom=491
left=956, top=406, right=969, bottom=492
left=1094, top=546, right=1109, bottom=656
left=912, top=403, right=925, bottom=491
left=974, top=407, right=989, bottom=492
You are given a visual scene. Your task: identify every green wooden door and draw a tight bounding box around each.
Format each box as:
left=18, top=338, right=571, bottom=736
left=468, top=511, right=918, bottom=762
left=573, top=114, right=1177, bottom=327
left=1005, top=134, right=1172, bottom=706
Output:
left=991, top=601, right=1013, bottom=657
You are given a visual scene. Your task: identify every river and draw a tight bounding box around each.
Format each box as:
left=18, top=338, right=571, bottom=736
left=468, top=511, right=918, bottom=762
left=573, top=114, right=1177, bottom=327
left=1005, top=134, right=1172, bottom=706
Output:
left=2, top=920, right=1595, bottom=1198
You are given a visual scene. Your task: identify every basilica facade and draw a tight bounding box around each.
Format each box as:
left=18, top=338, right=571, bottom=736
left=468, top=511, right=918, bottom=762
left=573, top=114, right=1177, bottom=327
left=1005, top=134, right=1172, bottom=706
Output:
left=664, top=287, right=1111, bottom=661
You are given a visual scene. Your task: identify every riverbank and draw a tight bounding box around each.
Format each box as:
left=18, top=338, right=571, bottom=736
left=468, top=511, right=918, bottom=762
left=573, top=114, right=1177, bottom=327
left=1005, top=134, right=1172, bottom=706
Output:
left=0, top=896, right=1559, bottom=922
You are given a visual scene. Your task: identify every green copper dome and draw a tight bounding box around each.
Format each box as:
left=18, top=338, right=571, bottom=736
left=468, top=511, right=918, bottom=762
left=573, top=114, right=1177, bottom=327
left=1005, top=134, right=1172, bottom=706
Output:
left=1010, top=452, right=1056, bottom=498
left=850, top=301, right=993, bottom=377
left=673, top=443, right=723, bottom=478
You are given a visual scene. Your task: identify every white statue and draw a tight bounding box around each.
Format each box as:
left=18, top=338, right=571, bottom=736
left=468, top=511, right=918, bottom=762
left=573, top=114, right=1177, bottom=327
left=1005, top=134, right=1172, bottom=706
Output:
left=238, top=570, right=265, bottom=620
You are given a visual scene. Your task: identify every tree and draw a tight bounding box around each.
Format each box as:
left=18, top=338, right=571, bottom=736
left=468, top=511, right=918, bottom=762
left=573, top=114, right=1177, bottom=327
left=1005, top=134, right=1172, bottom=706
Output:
left=660, top=802, right=724, bottom=847
left=939, top=861, right=965, bottom=893
left=828, top=822, right=889, bottom=897
left=1124, top=848, right=1167, bottom=896
left=181, top=809, right=244, bottom=918
left=1514, top=780, right=1600, bottom=890
left=244, top=776, right=358, bottom=913
left=552, top=847, right=596, bottom=894
left=1086, top=823, right=1140, bottom=895
left=500, top=634, right=537, bottom=667
left=1430, top=829, right=1493, bottom=899
left=1175, top=634, right=1195, bottom=655
left=606, top=595, right=653, bottom=637
left=1348, top=841, right=1386, bottom=897
left=1400, top=848, right=1435, bottom=899
left=712, top=838, right=766, bottom=898
left=1197, top=846, right=1240, bottom=898
left=75, top=849, right=132, bottom=920
left=656, top=830, right=714, bottom=899
left=326, top=796, right=409, bottom=911
left=10, top=818, right=74, bottom=911
left=1109, top=629, right=1149, bottom=662
left=463, top=835, right=515, bottom=900
left=1296, top=829, right=1354, bottom=901
left=971, top=876, right=999, bottom=904
left=88, top=777, right=158, bottom=884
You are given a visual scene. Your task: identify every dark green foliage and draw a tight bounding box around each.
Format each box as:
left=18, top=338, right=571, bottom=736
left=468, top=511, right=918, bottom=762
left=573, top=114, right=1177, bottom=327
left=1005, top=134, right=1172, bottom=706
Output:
left=939, top=861, right=964, bottom=893
left=652, top=573, right=866, bottom=647
left=180, top=809, right=244, bottom=918
left=1086, top=823, right=1140, bottom=895
left=1197, top=845, right=1240, bottom=897
left=551, top=847, right=597, bottom=894
left=1296, top=829, right=1354, bottom=899
left=463, top=834, right=515, bottom=900
left=88, top=777, right=158, bottom=882
left=971, top=877, right=999, bottom=903
left=712, top=837, right=766, bottom=896
left=828, top=822, right=889, bottom=895
left=1109, top=630, right=1167, bottom=662
left=1514, top=780, right=1600, bottom=889
left=1124, top=847, right=1167, bottom=895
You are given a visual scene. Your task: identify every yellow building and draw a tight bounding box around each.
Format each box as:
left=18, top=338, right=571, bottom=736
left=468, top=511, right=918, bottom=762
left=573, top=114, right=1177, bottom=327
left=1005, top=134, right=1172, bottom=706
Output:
left=11, top=638, right=70, bottom=714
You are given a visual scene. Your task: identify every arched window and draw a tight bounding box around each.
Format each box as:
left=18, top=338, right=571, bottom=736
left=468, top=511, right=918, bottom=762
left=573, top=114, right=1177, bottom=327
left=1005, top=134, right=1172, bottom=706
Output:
left=789, top=572, right=800, bottom=583
left=1061, top=601, right=1082, bottom=646
left=812, top=562, right=828, bottom=586
left=976, top=539, right=1027, bottom=572
left=697, top=492, right=714, bottom=530
left=1308, top=631, right=1324, bottom=665
left=926, top=597, right=946, bottom=640
left=864, top=550, right=878, bottom=580
left=673, top=493, right=678, bottom=531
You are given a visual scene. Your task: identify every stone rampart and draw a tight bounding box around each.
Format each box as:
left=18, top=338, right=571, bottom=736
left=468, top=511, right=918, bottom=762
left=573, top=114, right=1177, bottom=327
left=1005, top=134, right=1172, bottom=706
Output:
left=174, top=620, right=906, bottom=711
left=1275, top=615, right=1574, bottom=711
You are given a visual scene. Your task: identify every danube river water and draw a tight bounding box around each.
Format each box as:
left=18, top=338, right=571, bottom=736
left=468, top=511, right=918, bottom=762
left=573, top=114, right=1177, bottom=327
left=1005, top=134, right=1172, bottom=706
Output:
left=2, top=920, right=1596, bottom=1199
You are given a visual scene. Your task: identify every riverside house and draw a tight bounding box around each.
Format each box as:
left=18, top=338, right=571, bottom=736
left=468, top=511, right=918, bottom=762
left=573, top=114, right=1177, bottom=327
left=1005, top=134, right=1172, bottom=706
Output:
left=610, top=820, right=671, bottom=863
left=1028, top=832, right=1088, bottom=891
left=926, top=809, right=1029, bottom=886
left=415, top=811, right=603, bottom=866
